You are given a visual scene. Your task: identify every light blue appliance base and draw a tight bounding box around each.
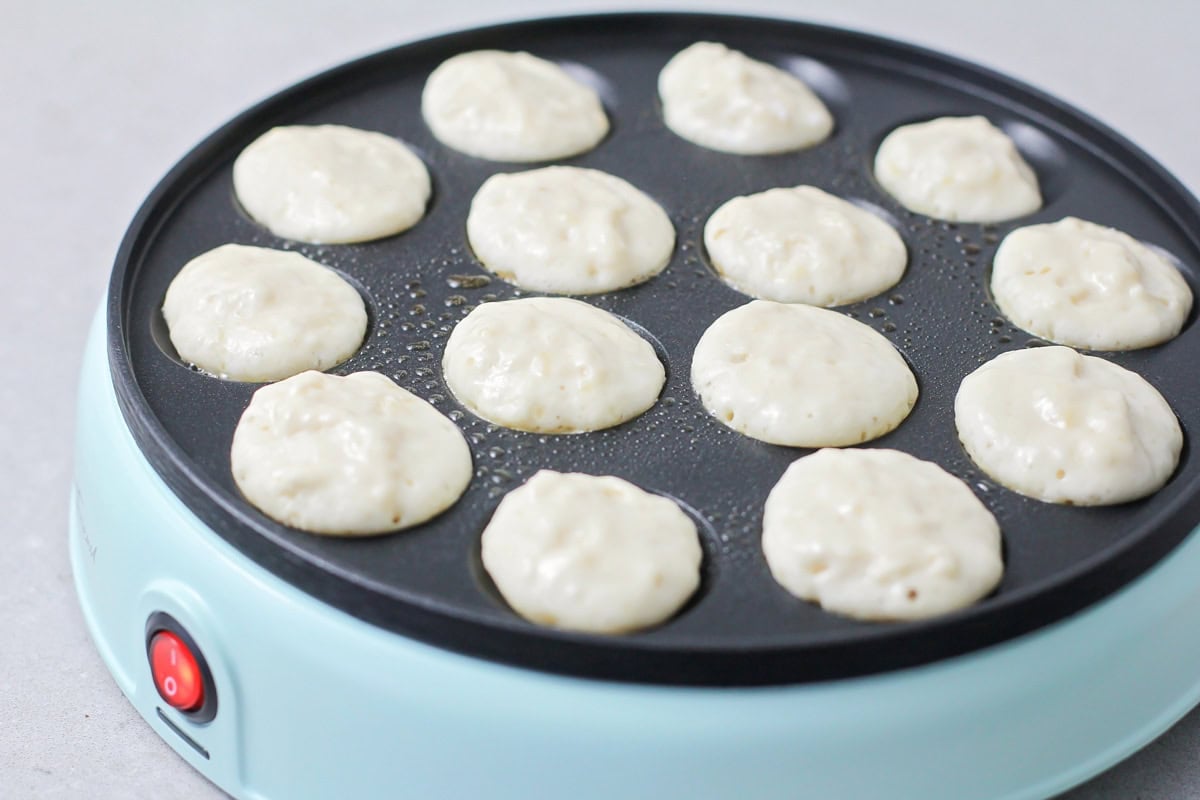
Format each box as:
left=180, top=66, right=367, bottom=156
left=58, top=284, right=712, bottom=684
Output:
left=71, top=305, right=1200, bottom=800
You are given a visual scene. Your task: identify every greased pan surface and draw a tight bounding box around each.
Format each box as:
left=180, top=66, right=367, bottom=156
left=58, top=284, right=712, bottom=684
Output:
left=110, top=13, right=1200, bottom=685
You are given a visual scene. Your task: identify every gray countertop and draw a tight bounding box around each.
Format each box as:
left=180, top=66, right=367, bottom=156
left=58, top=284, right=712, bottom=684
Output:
left=3, top=1, right=1197, bottom=797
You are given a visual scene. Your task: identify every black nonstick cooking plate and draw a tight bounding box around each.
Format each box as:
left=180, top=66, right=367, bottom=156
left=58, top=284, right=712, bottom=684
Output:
left=108, top=13, right=1200, bottom=686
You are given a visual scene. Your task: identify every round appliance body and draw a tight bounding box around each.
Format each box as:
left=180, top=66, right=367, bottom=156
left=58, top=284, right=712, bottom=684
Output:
left=73, top=304, right=1200, bottom=800
left=77, top=12, right=1200, bottom=799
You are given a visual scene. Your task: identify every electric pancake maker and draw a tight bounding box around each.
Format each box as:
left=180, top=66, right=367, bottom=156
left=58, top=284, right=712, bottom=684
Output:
left=70, top=13, right=1200, bottom=800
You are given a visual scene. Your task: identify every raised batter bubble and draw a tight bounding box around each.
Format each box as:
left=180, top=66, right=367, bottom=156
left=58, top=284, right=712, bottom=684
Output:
left=231, top=371, right=472, bottom=535
left=763, top=448, right=1004, bottom=622
left=704, top=185, right=907, bottom=305
left=233, top=124, right=431, bottom=244
left=466, top=166, right=675, bottom=295
left=481, top=471, right=702, bottom=634
left=691, top=300, right=918, bottom=447
left=992, top=217, right=1193, bottom=351
left=955, top=346, right=1182, bottom=505
left=422, top=50, right=609, bottom=162
left=658, top=41, right=834, bottom=155
left=442, top=297, right=664, bottom=434
left=874, top=116, right=1041, bottom=223
left=162, top=244, right=366, bottom=382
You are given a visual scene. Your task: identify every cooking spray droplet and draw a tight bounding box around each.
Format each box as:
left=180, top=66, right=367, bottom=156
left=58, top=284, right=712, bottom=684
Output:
left=963, top=243, right=982, bottom=256
left=428, top=394, right=444, bottom=405
left=409, top=288, right=427, bottom=299
left=414, top=367, right=434, bottom=378
left=487, top=447, right=506, bottom=459
left=868, top=307, right=885, bottom=318
left=409, top=304, right=426, bottom=316
left=445, top=295, right=467, bottom=307
left=882, top=322, right=897, bottom=333
left=480, top=293, right=498, bottom=303
left=406, top=341, right=430, bottom=352
left=448, top=410, right=464, bottom=422
left=998, top=335, right=1011, bottom=344
left=448, top=274, right=492, bottom=290
left=393, top=370, right=408, bottom=381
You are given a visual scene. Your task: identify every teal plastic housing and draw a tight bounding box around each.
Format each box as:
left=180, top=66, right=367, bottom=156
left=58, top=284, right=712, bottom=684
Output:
left=72, top=306, right=1200, bottom=800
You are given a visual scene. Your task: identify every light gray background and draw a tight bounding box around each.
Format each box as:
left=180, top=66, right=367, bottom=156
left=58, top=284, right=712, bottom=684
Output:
left=3, top=1, right=1197, bottom=797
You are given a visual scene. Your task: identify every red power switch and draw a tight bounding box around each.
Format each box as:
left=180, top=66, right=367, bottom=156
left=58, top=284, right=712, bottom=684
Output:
left=149, top=630, right=205, bottom=712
